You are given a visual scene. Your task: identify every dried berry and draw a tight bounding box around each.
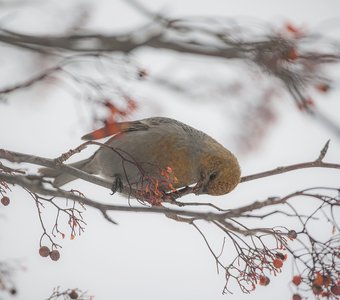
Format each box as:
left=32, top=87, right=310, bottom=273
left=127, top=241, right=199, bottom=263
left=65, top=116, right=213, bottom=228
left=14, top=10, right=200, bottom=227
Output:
left=39, top=246, right=50, bottom=257
left=275, top=252, right=286, bottom=261
left=292, top=275, right=302, bottom=286
left=1, top=196, right=10, bottom=206
left=322, top=275, right=332, bottom=287
left=312, top=284, right=323, bottom=295
left=288, top=230, right=297, bottom=240
left=137, top=69, right=148, bottom=79
left=49, top=250, right=60, bottom=261
left=331, top=285, right=340, bottom=296
left=9, top=288, right=17, bottom=295
left=69, top=290, right=79, bottom=299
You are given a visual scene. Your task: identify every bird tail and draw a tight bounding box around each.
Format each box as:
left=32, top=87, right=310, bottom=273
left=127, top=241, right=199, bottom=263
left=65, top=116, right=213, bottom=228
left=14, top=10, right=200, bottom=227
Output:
left=39, top=157, right=93, bottom=187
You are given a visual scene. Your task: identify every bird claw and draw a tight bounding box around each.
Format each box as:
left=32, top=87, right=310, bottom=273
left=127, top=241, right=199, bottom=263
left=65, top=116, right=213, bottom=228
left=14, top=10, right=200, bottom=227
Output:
left=111, top=175, right=123, bottom=195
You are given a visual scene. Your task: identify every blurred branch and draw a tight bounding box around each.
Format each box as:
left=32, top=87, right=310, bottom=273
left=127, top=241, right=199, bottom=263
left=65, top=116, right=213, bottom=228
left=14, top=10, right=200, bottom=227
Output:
left=0, top=64, right=62, bottom=95
left=1, top=139, right=339, bottom=193
left=0, top=261, right=18, bottom=296
left=1, top=18, right=340, bottom=138
left=47, top=287, right=92, bottom=300
left=0, top=27, right=246, bottom=57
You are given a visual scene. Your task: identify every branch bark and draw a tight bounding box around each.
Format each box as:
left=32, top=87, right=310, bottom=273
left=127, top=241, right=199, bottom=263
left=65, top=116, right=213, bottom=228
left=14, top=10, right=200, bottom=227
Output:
left=0, top=141, right=339, bottom=226
left=1, top=141, right=339, bottom=190
left=240, top=160, right=340, bottom=183
left=1, top=172, right=337, bottom=230
left=0, top=148, right=112, bottom=189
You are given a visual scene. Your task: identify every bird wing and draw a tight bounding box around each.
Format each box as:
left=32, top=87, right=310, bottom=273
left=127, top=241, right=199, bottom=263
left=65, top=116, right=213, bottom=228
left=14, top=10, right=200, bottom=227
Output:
left=81, top=120, right=150, bottom=140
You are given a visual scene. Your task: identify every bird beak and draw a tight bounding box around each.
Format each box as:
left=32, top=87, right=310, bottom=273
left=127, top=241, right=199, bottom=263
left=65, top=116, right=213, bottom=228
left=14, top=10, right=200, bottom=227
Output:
left=195, top=186, right=207, bottom=195
left=193, top=179, right=208, bottom=195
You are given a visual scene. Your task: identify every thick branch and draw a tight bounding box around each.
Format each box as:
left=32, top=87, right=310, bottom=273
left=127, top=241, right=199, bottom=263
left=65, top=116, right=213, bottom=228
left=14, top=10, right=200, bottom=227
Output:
left=1, top=147, right=340, bottom=192
left=0, top=148, right=112, bottom=189
left=3, top=172, right=335, bottom=234
left=0, top=28, right=246, bottom=58
left=0, top=172, right=221, bottom=220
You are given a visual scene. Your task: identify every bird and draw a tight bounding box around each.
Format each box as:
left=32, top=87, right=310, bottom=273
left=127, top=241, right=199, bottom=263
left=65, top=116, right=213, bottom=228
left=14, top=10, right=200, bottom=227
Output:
left=40, top=117, right=241, bottom=197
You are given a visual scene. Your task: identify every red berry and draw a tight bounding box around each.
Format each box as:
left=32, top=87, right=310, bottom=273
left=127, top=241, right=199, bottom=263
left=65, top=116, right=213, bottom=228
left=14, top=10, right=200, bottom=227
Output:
left=286, top=23, right=299, bottom=35
left=287, top=48, right=298, bottom=60
left=315, top=83, right=330, bottom=93
left=313, top=273, right=323, bottom=286
left=273, top=258, right=283, bottom=268
left=331, top=285, right=340, bottom=296
left=39, top=246, right=50, bottom=257
left=68, top=290, right=79, bottom=299
left=292, top=275, right=302, bottom=286
left=1, top=196, right=10, bottom=206
left=292, top=294, right=301, bottom=300
left=49, top=250, right=60, bottom=261
left=259, top=275, right=270, bottom=286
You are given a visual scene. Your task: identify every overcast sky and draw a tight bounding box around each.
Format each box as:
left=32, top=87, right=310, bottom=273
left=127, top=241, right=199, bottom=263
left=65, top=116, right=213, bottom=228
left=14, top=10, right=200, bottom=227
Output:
left=1, top=1, right=340, bottom=300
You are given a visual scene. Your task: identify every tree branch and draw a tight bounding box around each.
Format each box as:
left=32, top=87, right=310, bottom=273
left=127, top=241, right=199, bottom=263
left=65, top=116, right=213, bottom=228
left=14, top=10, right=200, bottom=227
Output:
left=2, top=140, right=339, bottom=191
left=1, top=19, right=340, bottom=138
left=1, top=149, right=339, bottom=297
left=0, top=148, right=112, bottom=189
left=241, top=140, right=339, bottom=183
left=240, top=160, right=340, bottom=183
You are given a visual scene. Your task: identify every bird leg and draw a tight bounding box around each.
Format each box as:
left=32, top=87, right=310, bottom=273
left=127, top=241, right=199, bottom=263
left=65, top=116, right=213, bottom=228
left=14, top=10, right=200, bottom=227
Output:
left=110, top=174, right=123, bottom=195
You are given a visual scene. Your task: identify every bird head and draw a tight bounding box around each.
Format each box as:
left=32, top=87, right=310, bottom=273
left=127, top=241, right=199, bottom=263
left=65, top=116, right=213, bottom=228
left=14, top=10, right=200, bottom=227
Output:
left=196, top=149, right=241, bottom=196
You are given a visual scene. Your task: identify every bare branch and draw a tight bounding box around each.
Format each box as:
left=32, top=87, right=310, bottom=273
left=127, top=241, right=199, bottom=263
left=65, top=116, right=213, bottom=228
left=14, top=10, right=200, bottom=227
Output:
left=1, top=17, right=340, bottom=138
left=0, top=65, right=62, bottom=94
left=0, top=148, right=112, bottom=189
left=241, top=140, right=339, bottom=183
left=1, top=151, right=339, bottom=296
left=241, top=160, right=340, bottom=183
left=316, top=139, right=330, bottom=162
left=1, top=172, right=339, bottom=230
left=47, top=287, right=92, bottom=300
left=1, top=144, right=340, bottom=195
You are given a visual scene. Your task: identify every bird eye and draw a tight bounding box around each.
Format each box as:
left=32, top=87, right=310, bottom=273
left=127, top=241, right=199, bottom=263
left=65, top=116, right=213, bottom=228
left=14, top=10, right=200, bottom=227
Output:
left=209, top=172, right=218, bottom=181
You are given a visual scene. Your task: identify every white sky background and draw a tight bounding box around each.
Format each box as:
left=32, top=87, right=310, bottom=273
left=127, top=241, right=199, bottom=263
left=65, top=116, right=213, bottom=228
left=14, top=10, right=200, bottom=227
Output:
left=0, top=0, right=340, bottom=299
